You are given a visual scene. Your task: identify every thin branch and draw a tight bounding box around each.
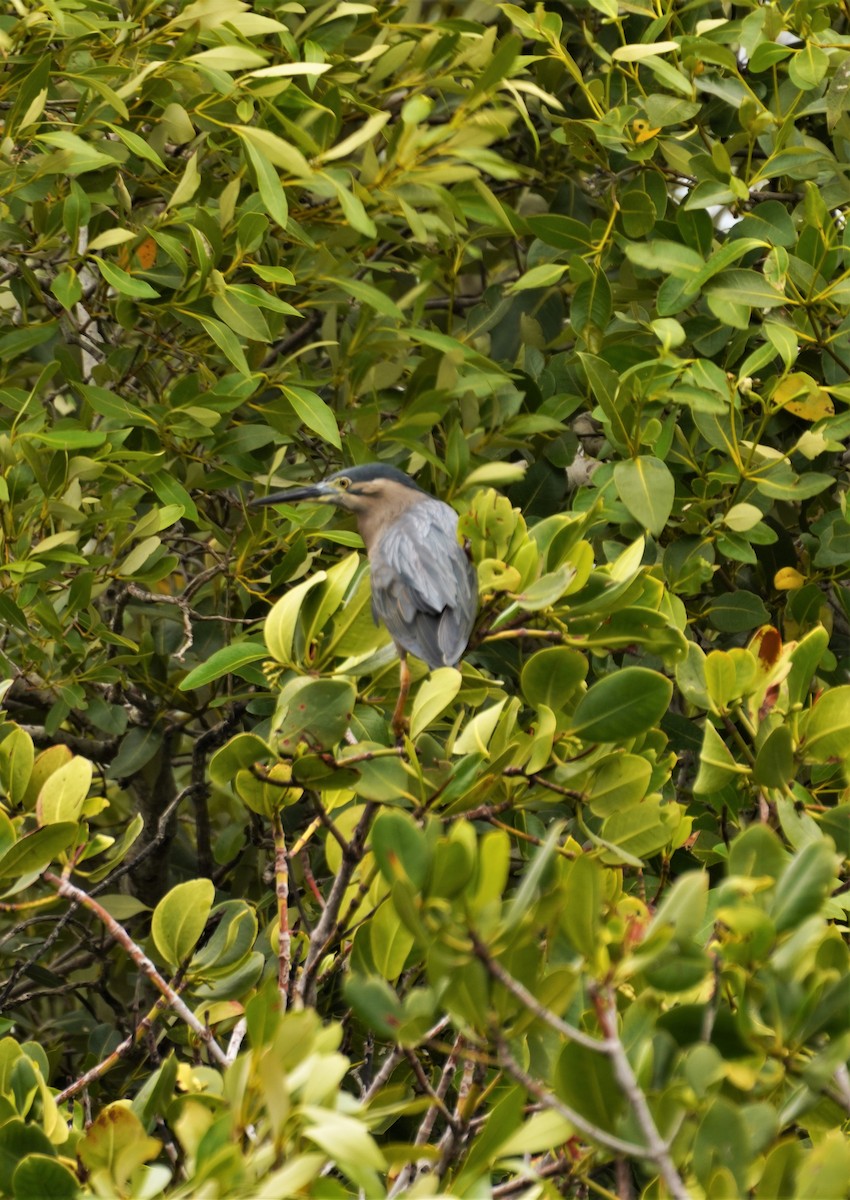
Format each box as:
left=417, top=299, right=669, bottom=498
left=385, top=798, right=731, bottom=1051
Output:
left=591, top=986, right=690, bottom=1200
left=261, top=310, right=323, bottom=368
left=471, top=934, right=610, bottom=1052
left=17, top=726, right=121, bottom=761
left=225, top=1018, right=248, bottom=1066
left=114, top=583, right=194, bottom=661
left=495, top=1038, right=651, bottom=1159
left=294, top=802, right=378, bottom=1008
left=361, top=1017, right=451, bottom=1104
left=272, top=810, right=291, bottom=1010
left=56, top=983, right=179, bottom=1102
left=474, top=938, right=690, bottom=1197
left=831, top=1063, right=850, bottom=1116
left=43, top=872, right=228, bottom=1067
left=502, top=766, right=587, bottom=801
left=388, top=1035, right=464, bottom=1198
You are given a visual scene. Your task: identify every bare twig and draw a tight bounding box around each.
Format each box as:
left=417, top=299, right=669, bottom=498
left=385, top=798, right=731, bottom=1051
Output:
left=495, top=1038, right=651, bottom=1159
left=361, top=1016, right=451, bottom=1104
left=56, top=980, right=183, bottom=1102
left=225, top=1017, right=248, bottom=1066
left=43, top=872, right=228, bottom=1067
left=388, top=1034, right=464, bottom=1197
left=591, top=986, right=689, bottom=1200
left=294, top=802, right=378, bottom=1008
left=473, top=938, right=690, bottom=1198
left=831, top=1063, right=850, bottom=1115
left=113, top=583, right=194, bottom=661
left=471, top=934, right=610, bottom=1052
left=272, top=810, right=291, bottom=1010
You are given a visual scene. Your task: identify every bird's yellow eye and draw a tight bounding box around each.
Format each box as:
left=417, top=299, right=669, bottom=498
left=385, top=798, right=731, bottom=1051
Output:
left=337, top=477, right=351, bottom=490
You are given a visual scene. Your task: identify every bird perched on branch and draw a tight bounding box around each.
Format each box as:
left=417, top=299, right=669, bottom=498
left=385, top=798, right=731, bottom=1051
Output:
left=252, top=463, right=477, bottom=737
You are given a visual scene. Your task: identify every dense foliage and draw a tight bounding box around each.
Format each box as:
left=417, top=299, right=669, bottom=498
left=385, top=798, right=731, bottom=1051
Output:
left=0, top=0, right=849, bottom=1195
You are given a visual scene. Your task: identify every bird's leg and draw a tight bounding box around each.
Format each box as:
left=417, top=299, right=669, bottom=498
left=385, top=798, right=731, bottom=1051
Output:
left=391, top=653, right=411, bottom=744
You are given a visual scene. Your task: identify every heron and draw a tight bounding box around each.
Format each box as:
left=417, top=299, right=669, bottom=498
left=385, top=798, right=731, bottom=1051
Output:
left=252, top=463, right=478, bottom=737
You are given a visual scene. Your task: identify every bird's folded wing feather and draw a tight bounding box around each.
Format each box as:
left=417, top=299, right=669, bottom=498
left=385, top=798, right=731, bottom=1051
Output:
left=370, top=501, right=476, bottom=667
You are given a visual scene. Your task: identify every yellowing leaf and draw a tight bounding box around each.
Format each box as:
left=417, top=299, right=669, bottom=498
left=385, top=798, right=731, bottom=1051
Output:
left=612, top=40, right=679, bottom=61
left=632, top=119, right=661, bottom=143
left=774, top=567, right=805, bottom=590
left=773, top=373, right=834, bottom=421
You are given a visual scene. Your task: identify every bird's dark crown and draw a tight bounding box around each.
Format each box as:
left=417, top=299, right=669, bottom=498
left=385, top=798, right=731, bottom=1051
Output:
left=328, top=464, right=424, bottom=492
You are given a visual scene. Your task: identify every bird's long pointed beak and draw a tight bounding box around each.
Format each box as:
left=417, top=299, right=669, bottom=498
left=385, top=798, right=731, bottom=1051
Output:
left=250, top=481, right=334, bottom=507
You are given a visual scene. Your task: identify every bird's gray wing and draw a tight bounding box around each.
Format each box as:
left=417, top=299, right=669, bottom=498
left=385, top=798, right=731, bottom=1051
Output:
left=369, top=500, right=477, bottom=669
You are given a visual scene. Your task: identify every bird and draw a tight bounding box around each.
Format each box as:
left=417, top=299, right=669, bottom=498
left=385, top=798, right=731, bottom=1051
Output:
left=252, top=463, right=478, bottom=737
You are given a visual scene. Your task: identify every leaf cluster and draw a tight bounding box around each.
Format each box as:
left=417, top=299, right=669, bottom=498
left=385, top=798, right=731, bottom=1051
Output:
left=0, top=0, right=848, bottom=1196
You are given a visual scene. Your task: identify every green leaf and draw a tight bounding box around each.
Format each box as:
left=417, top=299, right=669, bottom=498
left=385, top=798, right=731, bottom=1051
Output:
left=12, top=1155, right=79, bottom=1200
left=612, top=40, right=679, bottom=61
left=705, top=269, right=786, bottom=309
left=115, top=536, right=161, bottom=578
left=36, top=756, right=92, bottom=824
left=273, top=677, right=356, bottom=753
left=302, top=1108, right=385, bottom=1173
left=264, top=572, right=328, bottom=665
left=752, top=725, right=794, bottom=788
left=588, top=753, right=652, bottom=818
left=571, top=269, right=612, bottom=336
left=167, top=149, right=201, bottom=207
left=326, top=277, right=404, bottom=320
left=570, top=668, right=673, bottom=742
left=209, top=733, right=273, bottom=789
left=193, top=314, right=251, bottom=375
left=37, top=130, right=115, bottom=173
left=802, top=685, right=850, bottom=761
left=368, top=901, right=415, bottom=980
left=526, top=214, right=592, bottom=251
left=337, top=742, right=409, bottom=802
left=243, top=139, right=289, bottom=230
left=0, top=1122, right=55, bottom=1195
left=693, top=721, right=749, bottom=794
left=599, top=794, right=685, bottom=863
left=410, top=668, right=462, bottom=739
left=24, top=429, right=106, bottom=450
left=50, top=267, right=82, bottom=310
left=625, top=239, right=702, bottom=279
left=0, top=728, right=34, bottom=808
left=103, top=122, right=165, bottom=168
left=235, top=125, right=314, bottom=178
left=106, top=727, right=162, bottom=780
left=521, top=647, right=587, bottom=709
left=693, top=1097, right=750, bottom=1194
left=707, top=591, right=770, bottom=633
left=508, top=262, right=568, bottom=292
left=0, top=823, right=79, bottom=881
left=151, top=878, right=215, bottom=969
left=280, top=386, right=341, bottom=449
left=92, top=256, right=159, bottom=299
left=179, top=643, right=269, bottom=690
left=612, top=456, right=675, bottom=536
left=190, top=900, right=258, bottom=978
left=371, top=810, right=430, bottom=889
left=554, top=1040, right=624, bottom=1133
left=728, top=824, right=788, bottom=880
left=560, top=854, right=602, bottom=959
left=770, top=840, right=837, bottom=934
left=827, top=57, right=850, bottom=131
left=452, top=699, right=508, bottom=756
left=788, top=43, right=829, bottom=90
left=795, top=1129, right=850, bottom=1200
left=345, top=975, right=403, bottom=1039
